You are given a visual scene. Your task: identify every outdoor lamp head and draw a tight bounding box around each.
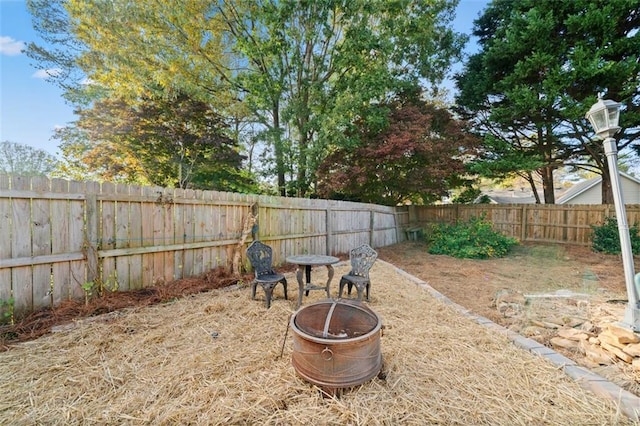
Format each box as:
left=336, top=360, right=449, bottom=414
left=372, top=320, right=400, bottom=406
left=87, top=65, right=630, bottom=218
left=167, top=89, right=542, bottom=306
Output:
left=586, top=98, right=621, bottom=139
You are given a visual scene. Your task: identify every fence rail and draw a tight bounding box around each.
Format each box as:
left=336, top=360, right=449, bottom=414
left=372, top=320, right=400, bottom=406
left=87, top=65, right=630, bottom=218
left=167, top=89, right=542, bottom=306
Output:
left=0, top=175, right=404, bottom=317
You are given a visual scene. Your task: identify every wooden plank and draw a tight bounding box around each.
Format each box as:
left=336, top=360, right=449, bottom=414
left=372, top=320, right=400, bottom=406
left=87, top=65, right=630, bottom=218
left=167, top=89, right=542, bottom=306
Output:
left=128, top=185, right=143, bottom=289
left=369, top=210, right=375, bottom=248
left=192, top=190, right=204, bottom=275
left=2, top=189, right=85, bottom=200
left=211, top=195, right=223, bottom=270
left=224, top=197, right=239, bottom=269
left=100, top=182, right=117, bottom=292
left=172, top=188, right=185, bottom=279
left=31, top=177, right=52, bottom=310
left=219, top=201, right=230, bottom=268
left=214, top=192, right=225, bottom=269
left=162, top=188, right=175, bottom=283
left=95, top=239, right=239, bottom=258
left=182, top=189, right=195, bottom=277
left=68, top=180, right=86, bottom=299
left=326, top=205, right=333, bottom=255
left=0, top=175, right=12, bottom=319
left=140, top=186, right=155, bottom=287
left=94, top=192, right=252, bottom=206
left=50, top=178, right=70, bottom=305
left=152, top=186, right=165, bottom=284
left=201, top=191, right=214, bottom=272
left=10, top=176, right=33, bottom=317
left=115, top=183, right=130, bottom=291
left=84, top=181, right=100, bottom=293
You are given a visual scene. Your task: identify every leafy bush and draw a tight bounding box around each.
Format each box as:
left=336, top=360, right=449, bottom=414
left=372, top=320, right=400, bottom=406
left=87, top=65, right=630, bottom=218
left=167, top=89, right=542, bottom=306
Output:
left=427, top=215, right=518, bottom=259
left=590, top=217, right=640, bottom=255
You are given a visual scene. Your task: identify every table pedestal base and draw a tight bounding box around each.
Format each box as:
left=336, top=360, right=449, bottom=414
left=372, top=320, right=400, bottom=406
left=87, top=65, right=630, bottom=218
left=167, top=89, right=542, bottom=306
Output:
left=295, top=264, right=335, bottom=308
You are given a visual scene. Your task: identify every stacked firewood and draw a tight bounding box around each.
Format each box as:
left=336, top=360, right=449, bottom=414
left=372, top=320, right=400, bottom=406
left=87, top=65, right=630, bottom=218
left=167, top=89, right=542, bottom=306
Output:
left=550, top=322, right=640, bottom=371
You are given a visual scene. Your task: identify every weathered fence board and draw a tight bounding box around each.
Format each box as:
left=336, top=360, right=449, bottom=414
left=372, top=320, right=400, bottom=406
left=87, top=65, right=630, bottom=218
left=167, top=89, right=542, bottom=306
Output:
left=0, top=175, right=11, bottom=313
left=31, top=176, right=51, bottom=310
left=128, top=185, right=143, bottom=290
left=68, top=180, right=85, bottom=300
left=141, top=186, right=156, bottom=285
left=50, top=178, right=69, bottom=305
left=11, top=176, right=33, bottom=315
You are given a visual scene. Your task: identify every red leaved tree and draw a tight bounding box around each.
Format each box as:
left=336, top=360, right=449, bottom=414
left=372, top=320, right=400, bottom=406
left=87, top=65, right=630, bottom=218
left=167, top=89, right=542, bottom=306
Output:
left=316, top=97, right=479, bottom=206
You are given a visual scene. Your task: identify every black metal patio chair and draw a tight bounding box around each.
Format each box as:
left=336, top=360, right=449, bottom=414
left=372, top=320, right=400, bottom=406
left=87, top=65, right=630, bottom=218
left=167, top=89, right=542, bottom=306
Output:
left=246, top=241, right=288, bottom=308
left=338, top=244, right=378, bottom=302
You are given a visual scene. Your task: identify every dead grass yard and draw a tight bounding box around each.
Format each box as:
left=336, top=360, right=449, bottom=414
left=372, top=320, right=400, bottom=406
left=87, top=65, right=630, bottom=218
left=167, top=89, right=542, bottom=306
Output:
left=0, top=248, right=638, bottom=425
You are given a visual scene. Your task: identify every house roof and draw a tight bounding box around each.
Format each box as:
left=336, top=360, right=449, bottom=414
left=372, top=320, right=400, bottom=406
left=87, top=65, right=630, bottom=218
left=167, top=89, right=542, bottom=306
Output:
left=555, top=177, right=601, bottom=204
left=476, top=188, right=543, bottom=204
left=556, top=172, right=640, bottom=204
left=482, top=194, right=539, bottom=204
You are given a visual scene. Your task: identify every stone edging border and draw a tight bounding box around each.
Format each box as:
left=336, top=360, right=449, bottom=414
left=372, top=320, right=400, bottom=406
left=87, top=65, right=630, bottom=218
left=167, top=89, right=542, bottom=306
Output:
left=378, top=259, right=640, bottom=422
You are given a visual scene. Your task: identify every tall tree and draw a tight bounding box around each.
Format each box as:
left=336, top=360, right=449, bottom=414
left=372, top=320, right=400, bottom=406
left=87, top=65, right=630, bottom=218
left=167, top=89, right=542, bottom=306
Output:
left=316, top=91, right=479, bottom=206
left=456, top=0, right=640, bottom=204
left=56, top=0, right=464, bottom=196
left=57, top=92, right=254, bottom=191
left=221, top=0, right=465, bottom=196
left=0, top=141, right=58, bottom=177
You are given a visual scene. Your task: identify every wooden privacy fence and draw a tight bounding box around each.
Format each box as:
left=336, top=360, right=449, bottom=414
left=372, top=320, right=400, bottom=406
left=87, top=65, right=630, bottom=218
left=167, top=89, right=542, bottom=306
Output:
left=400, top=203, right=640, bottom=245
left=0, top=175, right=403, bottom=318
left=6, top=173, right=637, bottom=319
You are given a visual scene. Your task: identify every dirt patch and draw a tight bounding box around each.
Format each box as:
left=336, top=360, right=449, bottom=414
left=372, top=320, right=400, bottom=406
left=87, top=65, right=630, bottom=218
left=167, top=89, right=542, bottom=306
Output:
left=377, top=241, right=640, bottom=397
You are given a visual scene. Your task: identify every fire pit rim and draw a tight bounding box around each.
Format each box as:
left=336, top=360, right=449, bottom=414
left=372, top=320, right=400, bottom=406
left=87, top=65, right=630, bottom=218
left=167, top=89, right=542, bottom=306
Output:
left=289, top=298, right=382, bottom=344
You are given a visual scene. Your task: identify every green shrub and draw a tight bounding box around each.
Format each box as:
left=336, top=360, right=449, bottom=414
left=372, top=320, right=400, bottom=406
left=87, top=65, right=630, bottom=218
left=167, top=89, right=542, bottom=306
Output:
left=590, top=217, right=640, bottom=255
left=427, top=215, right=518, bottom=259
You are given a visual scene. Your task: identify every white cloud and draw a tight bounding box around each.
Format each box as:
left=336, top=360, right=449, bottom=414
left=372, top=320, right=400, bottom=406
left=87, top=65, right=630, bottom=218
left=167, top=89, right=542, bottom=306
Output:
left=32, top=68, right=62, bottom=79
left=0, top=36, right=25, bottom=56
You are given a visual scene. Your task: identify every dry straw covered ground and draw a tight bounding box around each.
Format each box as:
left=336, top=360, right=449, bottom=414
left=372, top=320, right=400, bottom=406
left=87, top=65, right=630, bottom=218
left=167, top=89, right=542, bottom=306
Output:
left=0, top=256, right=636, bottom=425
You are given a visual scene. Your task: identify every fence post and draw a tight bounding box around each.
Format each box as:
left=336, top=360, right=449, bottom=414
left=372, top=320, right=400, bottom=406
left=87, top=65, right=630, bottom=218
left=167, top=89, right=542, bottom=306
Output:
left=521, top=205, right=527, bottom=242
left=326, top=203, right=332, bottom=255
left=369, top=209, right=375, bottom=247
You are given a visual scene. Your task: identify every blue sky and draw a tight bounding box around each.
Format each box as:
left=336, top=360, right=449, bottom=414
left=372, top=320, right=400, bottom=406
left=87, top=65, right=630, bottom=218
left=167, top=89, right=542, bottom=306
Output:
left=0, top=0, right=489, bottom=158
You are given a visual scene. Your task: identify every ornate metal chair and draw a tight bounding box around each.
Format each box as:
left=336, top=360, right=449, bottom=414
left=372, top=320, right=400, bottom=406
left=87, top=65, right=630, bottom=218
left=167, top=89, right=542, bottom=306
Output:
left=338, top=244, right=378, bottom=302
left=246, top=241, right=288, bottom=308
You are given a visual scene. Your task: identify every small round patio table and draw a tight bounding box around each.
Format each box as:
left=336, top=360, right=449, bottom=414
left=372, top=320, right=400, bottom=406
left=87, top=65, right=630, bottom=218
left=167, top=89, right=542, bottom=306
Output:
left=286, top=254, right=340, bottom=308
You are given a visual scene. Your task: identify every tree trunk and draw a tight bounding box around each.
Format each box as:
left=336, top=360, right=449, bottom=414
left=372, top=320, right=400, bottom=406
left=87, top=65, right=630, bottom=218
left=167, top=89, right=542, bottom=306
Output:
left=525, top=172, right=541, bottom=204
left=600, top=166, right=614, bottom=204
left=541, top=165, right=555, bottom=204
left=272, top=102, right=286, bottom=196
left=540, top=127, right=556, bottom=204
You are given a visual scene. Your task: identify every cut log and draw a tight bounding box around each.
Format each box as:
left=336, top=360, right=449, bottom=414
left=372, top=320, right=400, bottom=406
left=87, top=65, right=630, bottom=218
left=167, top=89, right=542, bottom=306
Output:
left=605, top=323, right=640, bottom=343
left=600, top=341, right=634, bottom=363
left=557, top=327, right=589, bottom=341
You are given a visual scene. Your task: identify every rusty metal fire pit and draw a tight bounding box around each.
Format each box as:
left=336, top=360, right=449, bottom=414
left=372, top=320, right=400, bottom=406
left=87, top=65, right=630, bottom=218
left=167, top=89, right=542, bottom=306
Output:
left=290, top=299, right=382, bottom=393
